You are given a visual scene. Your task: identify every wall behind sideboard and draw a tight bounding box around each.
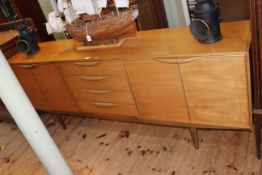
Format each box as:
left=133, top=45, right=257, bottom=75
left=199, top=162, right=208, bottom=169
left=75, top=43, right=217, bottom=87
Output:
left=37, top=0, right=67, bottom=40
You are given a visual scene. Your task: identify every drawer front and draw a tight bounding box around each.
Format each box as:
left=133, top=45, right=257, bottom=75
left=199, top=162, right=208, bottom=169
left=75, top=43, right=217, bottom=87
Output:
left=78, top=101, right=139, bottom=116
left=66, top=76, right=130, bottom=90
left=59, top=61, right=126, bottom=76
left=73, top=89, right=134, bottom=104
left=179, top=56, right=250, bottom=128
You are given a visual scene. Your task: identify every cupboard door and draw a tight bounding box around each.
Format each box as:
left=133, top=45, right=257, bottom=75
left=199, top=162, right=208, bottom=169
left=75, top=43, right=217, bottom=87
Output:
left=12, top=65, right=50, bottom=110
left=31, top=64, right=79, bottom=112
left=179, top=56, right=250, bottom=128
left=125, top=59, right=189, bottom=122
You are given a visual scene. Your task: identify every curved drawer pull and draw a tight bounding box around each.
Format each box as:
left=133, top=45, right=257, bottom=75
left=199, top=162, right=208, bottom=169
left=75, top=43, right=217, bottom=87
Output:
left=90, top=102, right=117, bottom=107
left=74, top=62, right=100, bottom=66
left=154, top=57, right=201, bottom=64
left=82, top=89, right=117, bottom=95
left=80, top=75, right=110, bottom=81
left=17, top=64, right=38, bottom=69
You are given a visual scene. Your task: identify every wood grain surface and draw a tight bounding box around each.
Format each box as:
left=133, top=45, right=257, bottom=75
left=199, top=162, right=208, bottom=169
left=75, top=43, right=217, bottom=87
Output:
left=0, top=114, right=260, bottom=175
left=8, top=21, right=250, bottom=64
left=8, top=20, right=251, bottom=130
left=0, top=31, right=18, bottom=46
left=180, top=56, right=251, bottom=128
left=11, top=65, right=50, bottom=111
left=125, top=59, right=189, bottom=123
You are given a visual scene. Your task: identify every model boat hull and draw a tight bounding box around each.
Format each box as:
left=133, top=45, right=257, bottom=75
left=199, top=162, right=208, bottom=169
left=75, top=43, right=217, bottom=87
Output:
left=65, top=10, right=137, bottom=42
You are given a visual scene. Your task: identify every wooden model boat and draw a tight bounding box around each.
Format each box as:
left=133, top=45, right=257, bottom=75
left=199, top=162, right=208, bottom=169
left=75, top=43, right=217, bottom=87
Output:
left=46, top=0, right=139, bottom=44
left=65, top=8, right=137, bottom=42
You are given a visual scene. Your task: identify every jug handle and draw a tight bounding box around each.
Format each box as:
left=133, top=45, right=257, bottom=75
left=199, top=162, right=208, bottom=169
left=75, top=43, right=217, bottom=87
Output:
left=191, top=18, right=212, bottom=36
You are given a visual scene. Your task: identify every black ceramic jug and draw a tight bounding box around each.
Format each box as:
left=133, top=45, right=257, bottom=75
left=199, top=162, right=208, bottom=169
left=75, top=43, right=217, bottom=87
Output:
left=190, top=0, right=222, bottom=44
left=16, top=19, right=40, bottom=55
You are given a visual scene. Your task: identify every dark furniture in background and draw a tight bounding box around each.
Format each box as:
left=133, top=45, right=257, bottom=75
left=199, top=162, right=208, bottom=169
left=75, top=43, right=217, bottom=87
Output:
left=136, top=0, right=168, bottom=30
left=0, top=0, right=54, bottom=41
left=1, top=0, right=167, bottom=39
left=217, top=0, right=250, bottom=22
left=250, top=0, right=262, bottom=159
left=11, top=0, right=54, bottom=41
left=0, top=18, right=37, bottom=59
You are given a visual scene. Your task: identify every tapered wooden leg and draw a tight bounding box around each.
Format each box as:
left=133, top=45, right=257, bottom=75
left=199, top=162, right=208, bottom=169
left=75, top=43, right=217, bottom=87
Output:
left=56, top=114, right=67, bottom=130
left=255, top=115, right=261, bottom=159
left=189, top=128, right=199, bottom=149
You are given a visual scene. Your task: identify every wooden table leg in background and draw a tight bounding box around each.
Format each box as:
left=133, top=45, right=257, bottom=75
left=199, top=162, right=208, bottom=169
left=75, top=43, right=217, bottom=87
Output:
left=255, top=116, right=261, bottom=159
left=189, top=128, right=199, bottom=149
left=254, top=113, right=262, bottom=159
left=56, top=114, right=67, bottom=130
left=253, top=110, right=262, bottom=159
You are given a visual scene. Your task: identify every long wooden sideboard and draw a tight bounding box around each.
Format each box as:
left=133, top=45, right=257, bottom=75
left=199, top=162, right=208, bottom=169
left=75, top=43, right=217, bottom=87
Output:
left=8, top=21, right=251, bottom=148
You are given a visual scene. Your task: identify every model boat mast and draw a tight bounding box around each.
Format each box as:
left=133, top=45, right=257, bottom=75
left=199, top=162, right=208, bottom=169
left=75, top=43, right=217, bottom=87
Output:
left=70, top=0, right=129, bottom=16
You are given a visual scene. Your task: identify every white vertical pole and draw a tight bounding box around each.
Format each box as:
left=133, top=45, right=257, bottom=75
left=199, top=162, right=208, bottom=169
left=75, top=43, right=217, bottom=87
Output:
left=181, top=0, right=191, bottom=26
left=0, top=50, right=73, bottom=175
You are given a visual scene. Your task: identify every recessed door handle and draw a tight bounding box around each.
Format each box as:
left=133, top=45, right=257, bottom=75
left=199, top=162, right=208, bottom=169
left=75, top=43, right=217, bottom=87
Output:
left=82, top=89, right=118, bottom=95
left=73, top=62, right=100, bottom=66
left=154, top=57, right=201, bottom=64
left=90, top=102, right=117, bottom=107
left=80, top=76, right=111, bottom=81
left=17, top=64, right=38, bottom=69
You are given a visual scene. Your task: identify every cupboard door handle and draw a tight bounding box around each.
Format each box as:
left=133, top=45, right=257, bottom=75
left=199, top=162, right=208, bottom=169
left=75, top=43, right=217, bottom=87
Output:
left=154, top=58, right=178, bottom=64
left=176, top=57, right=201, bottom=64
left=80, top=76, right=111, bottom=81
left=74, top=62, right=100, bottom=66
left=90, top=102, right=117, bottom=107
left=154, top=57, right=201, bottom=64
left=16, top=64, right=38, bottom=69
left=82, top=89, right=117, bottom=95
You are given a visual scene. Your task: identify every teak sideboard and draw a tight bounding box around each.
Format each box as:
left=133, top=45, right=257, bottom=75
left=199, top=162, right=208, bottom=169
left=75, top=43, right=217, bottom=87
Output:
left=8, top=21, right=251, bottom=148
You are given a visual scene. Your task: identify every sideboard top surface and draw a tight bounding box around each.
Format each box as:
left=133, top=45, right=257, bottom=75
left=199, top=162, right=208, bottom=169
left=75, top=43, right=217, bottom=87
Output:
left=8, top=21, right=250, bottom=64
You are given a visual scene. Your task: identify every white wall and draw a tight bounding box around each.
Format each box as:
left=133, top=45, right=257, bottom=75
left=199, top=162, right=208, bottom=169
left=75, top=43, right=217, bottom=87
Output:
left=163, top=0, right=190, bottom=27
left=37, top=0, right=66, bottom=40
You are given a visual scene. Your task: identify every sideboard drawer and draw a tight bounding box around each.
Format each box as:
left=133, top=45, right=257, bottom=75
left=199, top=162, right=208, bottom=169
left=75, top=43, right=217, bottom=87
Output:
left=78, top=101, right=139, bottom=116
left=73, top=89, right=135, bottom=104
left=66, top=76, right=130, bottom=90
left=59, top=61, right=126, bottom=76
